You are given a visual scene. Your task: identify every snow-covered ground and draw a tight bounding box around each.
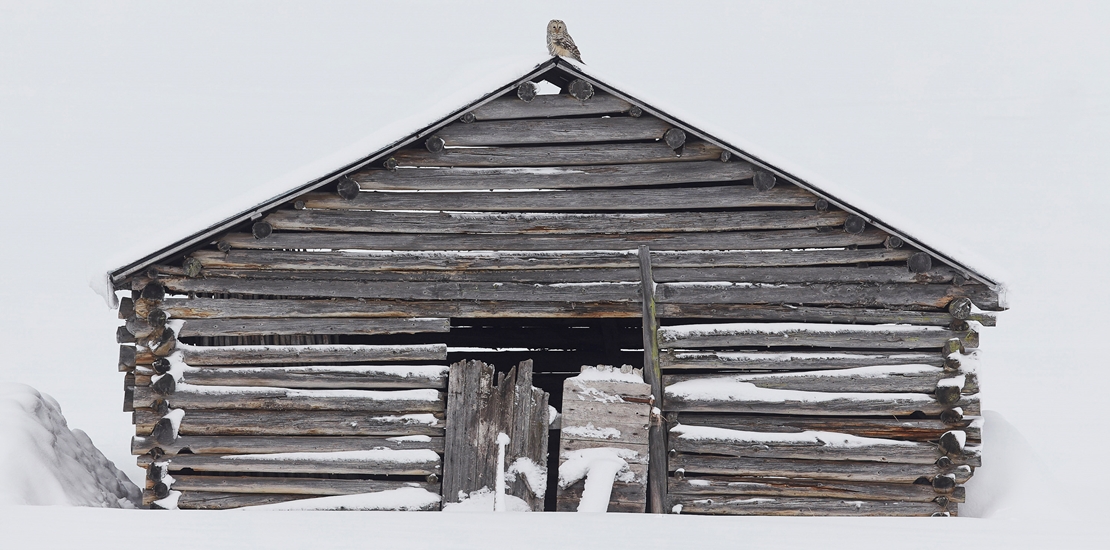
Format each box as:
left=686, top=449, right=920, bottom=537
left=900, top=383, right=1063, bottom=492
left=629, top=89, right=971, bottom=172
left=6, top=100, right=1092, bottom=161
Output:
left=0, top=1, right=1108, bottom=547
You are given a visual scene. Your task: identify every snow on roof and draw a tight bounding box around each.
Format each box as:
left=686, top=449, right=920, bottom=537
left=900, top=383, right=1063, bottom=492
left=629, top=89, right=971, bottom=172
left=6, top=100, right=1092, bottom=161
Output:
left=92, top=54, right=1003, bottom=308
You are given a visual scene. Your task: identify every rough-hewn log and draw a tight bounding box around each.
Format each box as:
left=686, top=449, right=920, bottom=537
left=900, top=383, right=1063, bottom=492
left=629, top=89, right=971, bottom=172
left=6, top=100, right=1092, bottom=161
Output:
left=428, top=116, right=671, bottom=146
left=670, top=454, right=973, bottom=484
left=131, top=434, right=443, bottom=456
left=167, top=475, right=439, bottom=497
left=138, top=453, right=441, bottom=476
left=668, top=476, right=965, bottom=503
left=639, top=246, right=666, bottom=514
left=163, top=277, right=640, bottom=302
left=133, top=410, right=445, bottom=437
left=654, top=265, right=958, bottom=285
left=116, top=326, right=136, bottom=344
left=217, top=228, right=889, bottom=253
left=189, top=247, right=917, bottom=274
left=668, top=495, right=949, bottom=517
left=171, top=365, right=448, bottom=390
left=167, top=490, right=440, bottom=510
left=300, top=185, right=815, bottom=211
left=672, top=414, right=981, bottom=442
left=132, top=385, right=445, bottom=413
left=657, top=303, right=994, bottom=326
left=390, top=141, right=724, bottom=167
left=263, top=209, right=848, bottom=235
left=657, top=323, right=977, bottom=350
left=656, top=282, right=1001, bottom=311
left=350, top=160, right=754, bottom=190
left=181, top=343, right=447, bottom=366
left=177, top=317, right=450, bottom=338
left=664, top=367, right=976, bottom=395
left=162, top=297, right=640, bottom=320
left=660, top=350, right=941, bottom=371
left=664, top=389, right=980, bottom=417
left=470, top=92, right=631, bottom=120
left=118, top=297, right=135, bottom=319
left=163, top=266, right=644, bottom=284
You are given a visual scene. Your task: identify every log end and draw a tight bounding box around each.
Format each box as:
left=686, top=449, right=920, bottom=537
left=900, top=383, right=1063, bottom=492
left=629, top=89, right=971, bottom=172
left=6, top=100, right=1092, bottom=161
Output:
left=336, top=180, right=360, bottom=200
left=938, top=431, right=964, bottom=456
left=293, top=200, right=306, bottom=210
left=383, top=157, right=398, bottom=170
left=908, top=252, right=933, bottom=273
left=948, top=297, right=973, bottom=320
left=843, top=215, right=867, bottom=235
left=182, top=257, right=203, bottom=278
left=719, top=150, right=732, bottom=162
left=568, top=78, right=594, bottom=101
left=517, top=81, right=538, bottom=102
left=216, top=240, right=232, bottom=253
left=939, top=408, right=964, bottom=425
left=147, top=308, right=167, bottom=328
left=884, top=235, right=904, bottom=249
left=140, top=282, right=165, bottom=303
left=753, top=171, right=777, bottom=192
left=151, top=418, right=176, bottom=446
left=251, top=221, right=273, bottom=240
left=425, top=135, right=445, bottom=153
left=815, top=198, right=829, bottom=212
left=934, top=385, right=962, bottom=406
left=664, top=128, right=687, bottom=150
left=459, top=112, right=476, bottom=124
left=932, top=474, right=957, bottom=494
left=152, top=358, right=171, bottom=375
left=116, top=326, right=136, bottom=344
left=629, top=105, right=643, bottom=118
left=119, top=345, right=137, bottom=369
left=152, top=374, right=176, bottom=397
left=118, top=297, right=135, bottom=320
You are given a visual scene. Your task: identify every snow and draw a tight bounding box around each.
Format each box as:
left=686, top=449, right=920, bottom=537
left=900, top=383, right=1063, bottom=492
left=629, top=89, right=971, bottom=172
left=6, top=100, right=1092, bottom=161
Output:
left=174, top=383, right=440, bottom=401
left=0, top=384, right=139, bottom=508
left=162, top=408, right=185, bottom=440
left=495, top=432, right=509, bottom=512
left=507, top=457, right=547, bottom=500
left=562, top=424, right=622, bottom=440
left=558, top=447, right=638, bottom=513
left=671, top=424, right=917, bottom=448
left=369, top=414, right=441, bottom=426
left=659, top=322, right=948, bottom=340
left=442, top=487, right=532, bottom=513
left=665, top=378, right=934, bottom=405
left=386, top=435, right=432, bottom=443
left=569, top=365, right=645, bottom=384
left=244, top=487, right=441, bottom=511
left=221, top=449, right=439, bottom=464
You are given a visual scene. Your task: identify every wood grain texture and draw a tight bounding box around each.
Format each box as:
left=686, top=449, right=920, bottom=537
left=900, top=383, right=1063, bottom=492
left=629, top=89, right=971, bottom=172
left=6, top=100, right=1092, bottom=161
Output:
left=181, top=343, right=447, bottom=365
left=658, top=324, right=975, bottom=350
left=166, top=364, right=448, bottom=390
left=132, top=385, right=445, bottom=413
left=663, top=390, right=980, bottom=417
left=663, top=367, right=975, bottom=395
left=657, top=304, right=994, bottom=326
left=133, top=409, right=445, bottom=437
left=671, top=414, right=981, bottom=442
left=668, top=495, right=950, bottom=517
left=140, top=453, right=441, bottom=476
left=131, top=434, right=444, bottom=455
left=656, top=282, right=1001, bottom=311
left=168, top=476, right=439, bottom=497
left=670, top=431, right=978, bottom=466
left=669, top=476, right=965, bottom=503
left=469, top=93, right=632, bottom=120
left=660, top=350, right=942, bottom=370
left=670, top=454, right=974, bottom=483
left=162, top=297, right=641, bottom=320
left=177, top=317, right=449, bottom=337
left=429, top=116, right=671, bottom=146
left=391, top=141, right=723, bottom=167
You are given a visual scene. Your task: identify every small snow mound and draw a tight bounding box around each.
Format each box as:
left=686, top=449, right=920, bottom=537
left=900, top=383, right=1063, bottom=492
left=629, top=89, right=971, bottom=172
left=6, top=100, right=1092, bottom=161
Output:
left=442, top=488, right=532, bottom=512
left=0, top=383, right=140, bottom=507
left=244, top=487, right=440, bottom=511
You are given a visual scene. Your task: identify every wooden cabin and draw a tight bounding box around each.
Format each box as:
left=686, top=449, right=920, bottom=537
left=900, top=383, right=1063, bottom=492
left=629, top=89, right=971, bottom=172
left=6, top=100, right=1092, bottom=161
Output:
left=105, top=57, right=1004, bottom=516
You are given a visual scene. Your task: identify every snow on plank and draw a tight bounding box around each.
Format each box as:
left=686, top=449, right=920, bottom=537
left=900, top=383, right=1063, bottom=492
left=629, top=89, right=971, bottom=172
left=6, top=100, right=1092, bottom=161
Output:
left=177, top=317, right=449, bottom=338
left=131, top=434, right=443, bottom=456
left=181, top=343, right=447, bottom=365
left=664, top=364, right=977, bottom=394
left=174, top=365, right=449, bottom=390
left=668, top=476, right=965, bottom=503
left=660, top=350, right=942, bottom=370
left=669, top=495, right=952, bottom=517
left=140, top=449, right=441, bottom=476
left=132, top=410, right=444, bottom=437
left=669, top=454, right=973, bottom=484
left=657, top=322, right=975, bottom=350
left=132, top=384, right=444, bottom=413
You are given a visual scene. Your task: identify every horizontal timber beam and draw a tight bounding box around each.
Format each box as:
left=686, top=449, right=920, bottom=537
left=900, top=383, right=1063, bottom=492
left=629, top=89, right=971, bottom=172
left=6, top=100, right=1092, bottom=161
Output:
left=132, top=434, right=443, bottom=456
left=133, top=410, right=445, bottom=437
left=176, top=317, right=449, bottom=338
left=391, top=141, right=723, bottom=167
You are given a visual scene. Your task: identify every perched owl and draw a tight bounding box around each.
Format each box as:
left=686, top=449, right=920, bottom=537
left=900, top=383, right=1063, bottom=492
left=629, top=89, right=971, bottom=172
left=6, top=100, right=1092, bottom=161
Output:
left=547, top=19, right=584, bottom=63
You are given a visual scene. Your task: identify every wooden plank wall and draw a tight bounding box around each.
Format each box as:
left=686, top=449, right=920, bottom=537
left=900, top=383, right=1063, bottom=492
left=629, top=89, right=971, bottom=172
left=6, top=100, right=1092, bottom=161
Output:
left=114, top=74, right=1003, bottom=513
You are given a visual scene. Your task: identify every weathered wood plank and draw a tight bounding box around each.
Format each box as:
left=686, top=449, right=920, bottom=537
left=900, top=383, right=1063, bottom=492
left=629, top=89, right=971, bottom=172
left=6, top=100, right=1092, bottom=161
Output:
left=164, top=277, right=640, bottom=302
left=670, top=454, right=974, bottom=484
left=131, top=434, right=444, bottom=455
left=190, top=248, right=917, bottom=273
left=164, top=364, right=448, bottom=390
left=669, top=476, right=965, bottom=503
left=184, top=266, right=645, bottom=284
left=220, top=228, right=890, bottom=253
left=133, top=410, right=445, bottom=437
left=181, top=343, right=447, bottom=365
left=138, top=452, right=441, bottom=476
left=177, top=317, right=449, bottom=338
left=664, top=366, right=976, bottom=395
left=664, top=387, right=979, bottom=417
left=263, top=209, right=847, bottom=234
left=668, top=495, right=949, bottom=517
left=392, top=141, right=723, bottom=167
left=163, top=297, right=641, bottom=320
left=658, top=304, right=993, bottom=326
left=660, top=350, right=941, bottom=370
left=303, top=185, right=815, bottom=211
left=654, top=265, right=958, bottom=285
left=132, top=385, right=445, bottom=413
left=656, top=282, right=1002, bottom=311
left=170, top=492, right=308, bottom=510
left=657, top=323, right=975, bottom=350
left=469, top=93, right=632, bottom=120
left=168, top=475, right=439, bottom=496
left=672, top=414, right=981, bottom=442
left=428, top=116, right=671, bottom=146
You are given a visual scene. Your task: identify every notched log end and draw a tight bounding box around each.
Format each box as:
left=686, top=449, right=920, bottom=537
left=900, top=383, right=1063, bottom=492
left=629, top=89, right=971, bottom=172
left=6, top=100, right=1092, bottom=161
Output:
left=118, top=297, right=135, bottom=320
left=151, top=418, right=176, bottom=446
left=116, top=326, right=136, bottom=344
left=884, top=235, right=904, bottom=249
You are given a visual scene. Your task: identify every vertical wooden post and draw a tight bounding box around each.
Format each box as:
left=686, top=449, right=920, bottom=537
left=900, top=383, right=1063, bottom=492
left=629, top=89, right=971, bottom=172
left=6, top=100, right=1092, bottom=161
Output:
left=638, top=245, right=666, bottom=513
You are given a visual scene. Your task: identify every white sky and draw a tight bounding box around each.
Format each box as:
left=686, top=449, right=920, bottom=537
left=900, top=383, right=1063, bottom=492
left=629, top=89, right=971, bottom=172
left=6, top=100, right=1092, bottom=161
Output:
left=1, top=0, right=1108, bottom=518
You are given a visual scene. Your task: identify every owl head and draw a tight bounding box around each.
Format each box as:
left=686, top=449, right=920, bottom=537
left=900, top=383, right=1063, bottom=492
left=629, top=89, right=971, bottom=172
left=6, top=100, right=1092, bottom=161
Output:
left=548, top=20, right=567, bottom=35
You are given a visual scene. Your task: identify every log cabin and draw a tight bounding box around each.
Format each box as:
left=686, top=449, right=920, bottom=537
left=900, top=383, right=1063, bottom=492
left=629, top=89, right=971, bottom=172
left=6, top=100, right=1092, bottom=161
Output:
left=102, top=56, right=1004, bottom=516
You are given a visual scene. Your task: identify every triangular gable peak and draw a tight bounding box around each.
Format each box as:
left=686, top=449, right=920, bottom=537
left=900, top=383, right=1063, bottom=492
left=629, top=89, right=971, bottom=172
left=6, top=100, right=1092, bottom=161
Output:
left=107, top=58, right=1002, bottom=297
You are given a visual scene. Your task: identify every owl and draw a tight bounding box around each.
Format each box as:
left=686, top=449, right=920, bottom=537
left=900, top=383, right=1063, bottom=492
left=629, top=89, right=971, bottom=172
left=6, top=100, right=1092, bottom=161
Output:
left=547, top=19, right=584, bottom=63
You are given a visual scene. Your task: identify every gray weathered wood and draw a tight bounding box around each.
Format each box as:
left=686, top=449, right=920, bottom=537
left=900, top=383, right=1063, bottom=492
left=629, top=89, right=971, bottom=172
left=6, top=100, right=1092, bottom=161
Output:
left=133, top=410, right=445, bottom=437
left=162, top=297, right=641, bottom=320
left=670, top=454, right=974, bottom=484
left=301, top=185, right=816, bottom=212
left=177, top=317, right=449, bottom=338
left=657, top=303, right=995, bottom=326
left=165, top=364, right=448, bottom=390
left=263, top=209, right=848, bottom=235
left=663, top=389, right=980, bottom=417
left=668, top=476, right=965, bottom=503
left=653, top=265, right=958, bottom=285
left=131, top=434, right=444, bottom=455
left=428, top=116, right=671, bottom=146
left=181, top=343, right=447, bottom=365
left=138, top=453, right=441, bottom=476
left=166, top=492, right=308, bottom=510
left=218, top=228, right=890, bottom=253
left=350, top=160, right=754, bottom=191
left=638, top=246, right=666, bottom=514
left=672, top=414, right=981, bottom=442
left=664, top=367, right=976, bottom=395
left=391, top=141, right=724, bottom=167
left=656, top=282, right=1002, bottom=311
left=132, top=385, right=445, bottom=413
left=470, top=93, right=632, bottom=120
left=168, top=475, right=439, bottom=497
left=658, top=324, right=976, bottom=350
left=668, top=495, right=949, bottom=517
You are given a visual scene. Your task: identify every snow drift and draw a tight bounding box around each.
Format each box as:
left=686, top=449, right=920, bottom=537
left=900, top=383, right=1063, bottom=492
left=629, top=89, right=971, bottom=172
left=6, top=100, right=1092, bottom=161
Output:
left=0, top=383, right=140, bottom=507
